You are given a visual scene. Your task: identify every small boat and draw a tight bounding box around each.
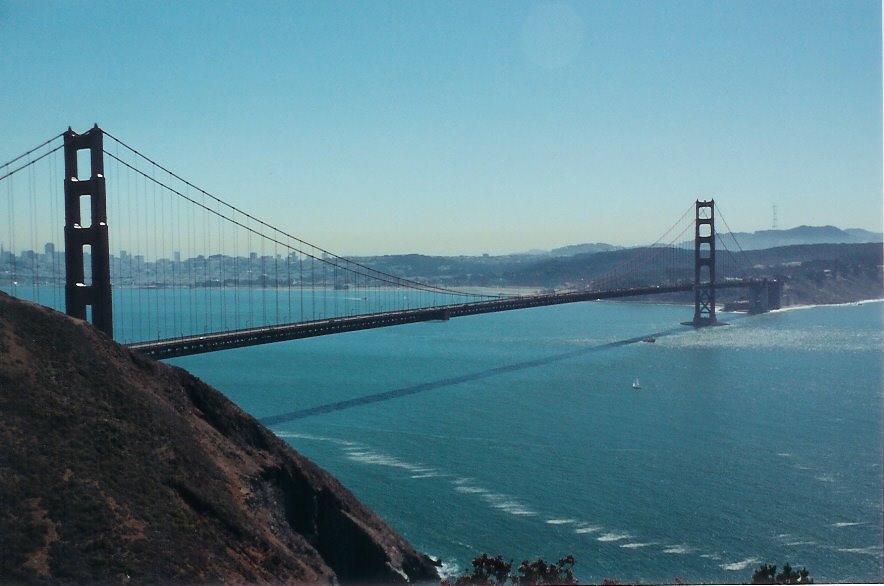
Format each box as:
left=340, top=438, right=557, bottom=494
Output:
left=632, top=378, right=641, bottom=390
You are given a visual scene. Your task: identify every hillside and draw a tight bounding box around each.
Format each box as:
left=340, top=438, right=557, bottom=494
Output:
left=354, top=243, right=883, bottom=304
left=723, top=225, right=882, bottom=250
left=0, top=292, right=438, bottom=584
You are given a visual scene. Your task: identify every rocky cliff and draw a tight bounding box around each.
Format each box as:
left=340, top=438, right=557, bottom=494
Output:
left=0, top=291, right=438, bottom=584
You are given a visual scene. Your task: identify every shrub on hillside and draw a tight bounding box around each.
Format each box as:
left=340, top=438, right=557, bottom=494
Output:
left=441, top=553, right=577, bottom=586
left=751, top=562, right=813, bottom=584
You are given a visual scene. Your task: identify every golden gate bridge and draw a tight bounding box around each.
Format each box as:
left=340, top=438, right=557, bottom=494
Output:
left=1, top=126, right=780, bottom=359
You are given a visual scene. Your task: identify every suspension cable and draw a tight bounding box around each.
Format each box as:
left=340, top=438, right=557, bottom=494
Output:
left=714, top=201, right=755, bottom=271
left=102, top=131, right=500, bottom=299
left=0, top=144, right=64, bottom=183
left=0, top=133, right=64, bottom=171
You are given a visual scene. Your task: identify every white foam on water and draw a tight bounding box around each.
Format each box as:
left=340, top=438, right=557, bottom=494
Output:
left=720, top=557, right=760, bottom=571
left=574, top=525, right=602, bottom=534
left=437, top=559, right=460, bottom=581
left=341, top=445, right=368, bottom=452
left=832, top=521, right=864, bottom=527
left=490, top=501, right=536, bottom=516
left=275, top=431, right=343, bottom=444
left=814, top=473, right=836, bottom=483
left=278, top=431, right=448, bottom=481
left=545, top=518, right=576, bottom=525
left=663, top=544, right=693, bottom=555
left=773, top=299, right=884, bottom=312
left=455, top=486, right=488, bottom=494
left=700, top=553, right=722, bottom=560
left=837, top=546, right=881, bottom=556
left=776, top=452, right=792, bottom=458
left=597, top=532, right=631, bottom=542
left=343, top=448, right=436, bottom=475
left=784, top=541, right=816, bottom=547
left=479, top=493, right=536, bottom=517
left=620, top=542, right=655, bottom=549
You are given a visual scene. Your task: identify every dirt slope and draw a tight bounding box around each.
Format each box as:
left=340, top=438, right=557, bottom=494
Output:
left=0, top=291, right=438, bottom=584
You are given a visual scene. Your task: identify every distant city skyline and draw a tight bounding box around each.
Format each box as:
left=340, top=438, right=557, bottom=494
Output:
left=1, top=1, right=881, bottom=256
left=3, top=214, right=881, bottom=265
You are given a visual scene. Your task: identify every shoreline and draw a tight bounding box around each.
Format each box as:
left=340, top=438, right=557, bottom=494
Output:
left=771, top=297, right=884, bottom=313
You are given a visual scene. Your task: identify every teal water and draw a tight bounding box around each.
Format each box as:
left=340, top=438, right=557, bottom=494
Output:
left=6, top=286, right=880, bottom=582
left=168, top=300, right=883, bottom=584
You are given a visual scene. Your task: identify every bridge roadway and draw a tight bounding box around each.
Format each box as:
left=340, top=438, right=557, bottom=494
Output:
left=128, top=281, right=757, bottom=359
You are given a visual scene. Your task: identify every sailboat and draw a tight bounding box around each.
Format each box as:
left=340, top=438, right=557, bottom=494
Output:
left=632, top=377, right=641, bottom=390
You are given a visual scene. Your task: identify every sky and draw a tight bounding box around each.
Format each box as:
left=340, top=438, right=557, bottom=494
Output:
left=1, top=0, right=881, bottom=256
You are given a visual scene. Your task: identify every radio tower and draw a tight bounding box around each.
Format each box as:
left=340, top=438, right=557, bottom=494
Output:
left=772, top=204, right=779, bottom=230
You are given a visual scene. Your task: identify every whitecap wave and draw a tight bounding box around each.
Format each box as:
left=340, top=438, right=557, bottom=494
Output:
left=663, top=544, right=693, bottom=554
left=720, top=557, right=760, bottom=571
left=574, top=525, right=602, bottom=534
left=620, top=542, right=655, bottom=549
left=489, top=502, right=535, bottom=516
left=480, top=493, right=536, bottom=517
left=545, top=519, right=576, bottom=525
left=832, top=521, right=864, bottom=527
left=436, top=559, right=460, bottom=580
left=275, top=431, right=345, bottom=444
left=454, top=486, right=488, bottom=494
left=776, top=533, right=792, bottom=539
left=837, top=546, right=881, bottom=556
left=597, top=532, right=631, bottom=542
left=344, top=449, right=436, bottom=475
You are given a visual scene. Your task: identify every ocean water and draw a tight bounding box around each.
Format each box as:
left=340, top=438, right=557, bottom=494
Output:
left=168, top=300, right=883, bottom=584
left=6, top=286, right=879, bottom=582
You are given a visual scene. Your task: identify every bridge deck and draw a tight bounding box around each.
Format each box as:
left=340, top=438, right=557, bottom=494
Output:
left=127, top=283, right=757, bottom=359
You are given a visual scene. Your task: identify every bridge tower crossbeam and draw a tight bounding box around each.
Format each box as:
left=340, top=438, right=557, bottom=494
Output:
left=63, top=125, right=113, bottom=338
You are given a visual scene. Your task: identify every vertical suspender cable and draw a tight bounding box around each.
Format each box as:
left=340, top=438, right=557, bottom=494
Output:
left=261, top=235, right=266, bottom=326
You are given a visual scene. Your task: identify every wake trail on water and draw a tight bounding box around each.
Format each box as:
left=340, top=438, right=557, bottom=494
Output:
left=259, top=326, right=688, bottom=425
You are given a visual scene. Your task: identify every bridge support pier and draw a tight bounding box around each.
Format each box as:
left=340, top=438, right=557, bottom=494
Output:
left=747, top=279, right=782, bottom=314
left=64, top=125, right=113, bottom=338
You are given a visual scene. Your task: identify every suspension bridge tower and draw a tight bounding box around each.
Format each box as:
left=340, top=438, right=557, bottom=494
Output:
left=63, top=125, right=113, bottom=338
left=692, top=199, right=717, bottom=327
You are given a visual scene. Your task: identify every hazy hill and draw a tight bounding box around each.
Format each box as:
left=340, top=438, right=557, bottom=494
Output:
left=515, top=226, right=882, bottom=257
left=722, top=225, right=883, bottom=250
left=353, top=226, right=882, bottom=289
left=0, top=292, right=438, bottom=584
left=353, top=243, right=882, bottom=305
left=548, top=243, right=622, bottom=257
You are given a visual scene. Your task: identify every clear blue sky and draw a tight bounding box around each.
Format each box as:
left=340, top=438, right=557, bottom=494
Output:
left=2, top=0, right=881, bottom=255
